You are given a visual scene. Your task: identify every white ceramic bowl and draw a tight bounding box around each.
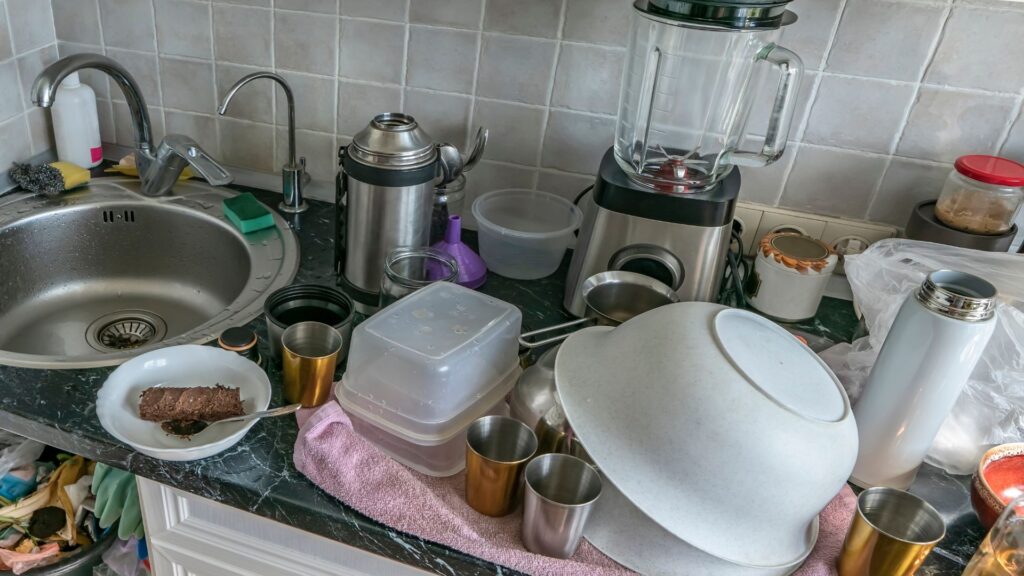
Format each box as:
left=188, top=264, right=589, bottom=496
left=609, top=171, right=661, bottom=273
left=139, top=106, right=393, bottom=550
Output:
left=555, top=302, right=858, bottom=568
left=584, top=478, right=817, bottom=576
left=96, top=345, right=271, bottom=461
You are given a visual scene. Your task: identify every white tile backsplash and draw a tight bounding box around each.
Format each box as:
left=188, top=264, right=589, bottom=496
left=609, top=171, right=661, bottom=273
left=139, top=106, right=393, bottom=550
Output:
left=409, top=0, right=481, bottom=28
left=406, top=26, right=478, bottom=94
left=98, top=0, right=155, bottom=52
left=826, top=0, right=947, bottom=82
left=51, top=0, right=100, bottom=46
left=338, top=17, right=405, bottom=84
left=0, top=0, right=1013, bottom=225
left=781, top=146, right=889, bottom=218
left=7, top=0, right=53, bottom=54
left=474, top=98, right=546, bottom=166
left=868, top=157, right=952, bottom=226
left=275, top=10, right=337, bottom=76
left=926, top=4, right=1024, bottom=94
left=477, top=34, right=557, bottom=105
left=551, top=43, right=625, bottom=115
left=154, top=0, right=212, bottom=60
left=897, top=87, right=1017, bottom=163
left=803, top=75, right=916, bottom=154
left=483, top=0, right=562, bottom=39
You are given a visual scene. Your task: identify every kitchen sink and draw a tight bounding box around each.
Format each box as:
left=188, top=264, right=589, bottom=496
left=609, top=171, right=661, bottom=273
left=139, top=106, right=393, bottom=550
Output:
left=0, top=178, right=299, bottom=368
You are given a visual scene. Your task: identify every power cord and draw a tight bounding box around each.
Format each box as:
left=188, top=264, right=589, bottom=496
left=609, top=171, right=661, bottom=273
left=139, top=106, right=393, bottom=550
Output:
left=719, top=222, right=752, bottom=309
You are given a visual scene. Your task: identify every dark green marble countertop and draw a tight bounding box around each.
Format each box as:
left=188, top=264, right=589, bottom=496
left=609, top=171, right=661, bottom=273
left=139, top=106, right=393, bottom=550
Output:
left=0, top=183, right=981, bottom=575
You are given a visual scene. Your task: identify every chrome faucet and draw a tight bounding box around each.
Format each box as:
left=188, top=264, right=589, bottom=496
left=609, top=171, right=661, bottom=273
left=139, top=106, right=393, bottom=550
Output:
left=31, top=53, right=233, bottom=196
left=218, top=72, right=308, bottom=214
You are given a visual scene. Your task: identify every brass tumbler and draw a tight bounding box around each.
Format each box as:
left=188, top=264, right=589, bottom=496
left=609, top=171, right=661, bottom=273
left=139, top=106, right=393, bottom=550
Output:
left=465, top=415, right=538, bottom=517
left=281, top=321, right=343, bottom=407
left=838, top=487, right=945, bottom=576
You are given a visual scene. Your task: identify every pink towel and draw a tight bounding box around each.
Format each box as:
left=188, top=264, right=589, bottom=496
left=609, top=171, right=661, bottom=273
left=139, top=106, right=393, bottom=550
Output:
left=294, top=401, right=857, bottom=576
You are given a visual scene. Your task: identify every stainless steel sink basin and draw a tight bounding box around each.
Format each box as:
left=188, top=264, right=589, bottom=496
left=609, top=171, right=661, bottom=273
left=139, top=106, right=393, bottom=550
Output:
left=0, top=178, right=299, bottom=368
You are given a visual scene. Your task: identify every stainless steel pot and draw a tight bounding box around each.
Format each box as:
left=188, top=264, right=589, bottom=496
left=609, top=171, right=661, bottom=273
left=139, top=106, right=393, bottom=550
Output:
left=518, top=271, right=679, bottom=348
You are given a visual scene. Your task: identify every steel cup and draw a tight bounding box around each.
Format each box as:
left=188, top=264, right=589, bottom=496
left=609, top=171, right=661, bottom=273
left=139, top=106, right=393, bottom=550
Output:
left=465, top=416, right=538, bottom=517
left=838, top=487, right=946, bottom=576
left=522, top=453, right=602, bottom=559
left=281, top=321, right=343, bottom=408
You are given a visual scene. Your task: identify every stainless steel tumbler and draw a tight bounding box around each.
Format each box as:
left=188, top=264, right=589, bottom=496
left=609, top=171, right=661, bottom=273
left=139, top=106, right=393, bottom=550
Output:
left=521, top=453, right=602, bottom=558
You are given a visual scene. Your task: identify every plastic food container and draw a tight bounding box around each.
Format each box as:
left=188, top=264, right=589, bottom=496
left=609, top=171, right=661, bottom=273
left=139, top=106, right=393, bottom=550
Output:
left=472, top=189, right=582, bottom=280
left=341, top=282, right=522, bottom=437
left=935, top=155, right=1024, bottom=235
left=338, top=368, right=518, bottom=476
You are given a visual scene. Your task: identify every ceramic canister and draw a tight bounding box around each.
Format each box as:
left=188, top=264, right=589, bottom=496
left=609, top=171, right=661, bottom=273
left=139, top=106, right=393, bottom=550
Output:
left=747, top=232, right=838, bottom=322
left=851, top=270, right=998, bottom=490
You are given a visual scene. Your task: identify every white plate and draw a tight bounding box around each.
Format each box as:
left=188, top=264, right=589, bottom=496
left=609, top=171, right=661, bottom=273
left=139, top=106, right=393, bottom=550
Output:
left=96, top=345, right=271, bottom=461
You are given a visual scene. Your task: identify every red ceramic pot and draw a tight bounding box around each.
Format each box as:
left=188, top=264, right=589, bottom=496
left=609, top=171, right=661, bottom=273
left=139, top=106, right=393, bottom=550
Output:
left=971, top=443, right=1024, bottom=530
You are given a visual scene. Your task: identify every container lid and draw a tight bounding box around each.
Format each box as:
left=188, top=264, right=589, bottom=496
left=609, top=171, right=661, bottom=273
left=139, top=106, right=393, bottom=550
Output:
left=637, top=0, right=797, bottom=30
left=217, top=326, right=257, bottom=352
left=759, top=232, right=837, bottom=274
left=349, top=113, right=437, bottom=169
left=954, top=155, right=1024, bottom=187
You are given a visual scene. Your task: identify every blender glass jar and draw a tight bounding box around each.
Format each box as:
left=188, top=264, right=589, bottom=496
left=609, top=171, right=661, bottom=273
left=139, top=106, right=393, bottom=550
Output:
left=615, top=2, right=803, bottom=192
left=935, top=155, right=1024, bottom=236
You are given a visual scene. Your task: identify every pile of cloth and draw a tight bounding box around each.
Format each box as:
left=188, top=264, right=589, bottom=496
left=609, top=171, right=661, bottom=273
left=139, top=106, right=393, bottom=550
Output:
left=0, top=433, right=144, bottom=575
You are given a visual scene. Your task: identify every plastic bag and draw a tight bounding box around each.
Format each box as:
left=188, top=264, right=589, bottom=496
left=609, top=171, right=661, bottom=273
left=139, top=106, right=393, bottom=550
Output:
left=0, top=431, right=44, bottom=479
left=820, top=238, right=1024, bottom=475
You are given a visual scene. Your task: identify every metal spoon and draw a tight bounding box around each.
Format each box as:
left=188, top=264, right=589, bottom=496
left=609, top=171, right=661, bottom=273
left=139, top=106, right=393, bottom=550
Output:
left=162, top=403, right=303, bottom=437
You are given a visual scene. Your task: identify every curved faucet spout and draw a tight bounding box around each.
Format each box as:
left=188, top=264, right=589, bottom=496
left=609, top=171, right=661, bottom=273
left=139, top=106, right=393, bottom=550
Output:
left=32, top=53, right=153, bottom=152
left=32, top=53, right=232, bottom=197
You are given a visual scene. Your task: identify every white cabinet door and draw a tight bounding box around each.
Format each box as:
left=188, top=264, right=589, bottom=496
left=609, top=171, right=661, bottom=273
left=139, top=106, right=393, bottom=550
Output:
left=137, top=477, right=432, bottom=576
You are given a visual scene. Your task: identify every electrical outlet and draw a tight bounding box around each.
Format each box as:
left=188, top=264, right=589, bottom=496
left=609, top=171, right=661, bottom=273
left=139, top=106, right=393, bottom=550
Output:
left=749, top=208, right=828, bottom=256
left=733, top=205, right=764, bottom=256
left=733, top=202, right=899, bottom=258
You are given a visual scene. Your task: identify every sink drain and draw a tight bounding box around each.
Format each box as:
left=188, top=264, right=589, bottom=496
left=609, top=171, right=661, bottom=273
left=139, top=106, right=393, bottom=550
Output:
left=86, top=310, right=168, bottom=352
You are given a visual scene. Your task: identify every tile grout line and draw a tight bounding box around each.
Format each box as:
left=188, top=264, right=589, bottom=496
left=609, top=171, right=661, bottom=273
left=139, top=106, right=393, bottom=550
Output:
left=771, top=0, right=849, bottom=206
left=997, top=98, right=1024, bottom=156
left=332, top=0, right=341, bottom=155
left=464, top=0, right=486, bottom=156
left=534, top=0, right=569, bottom=187
left=208, top=1, right=220, bottom=157
left=863, top=0, right=955, bottom=219
left=148, top=0, right=166, bottom=146
left=270, top=0, right=277, bottom=175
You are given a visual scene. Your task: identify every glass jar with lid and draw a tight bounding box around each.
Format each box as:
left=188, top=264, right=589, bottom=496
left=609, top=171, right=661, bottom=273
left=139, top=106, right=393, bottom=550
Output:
left=935, top=155, right=1024, bottom=236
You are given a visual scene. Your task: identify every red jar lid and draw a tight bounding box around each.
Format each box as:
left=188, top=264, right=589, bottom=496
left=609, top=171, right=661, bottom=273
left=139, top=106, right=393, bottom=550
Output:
left=955, top=155, right=1024, bottom=187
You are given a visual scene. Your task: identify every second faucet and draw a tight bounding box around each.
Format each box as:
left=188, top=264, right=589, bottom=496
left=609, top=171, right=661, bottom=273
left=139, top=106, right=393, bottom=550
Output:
left=219, top=72, right=308, bottom=214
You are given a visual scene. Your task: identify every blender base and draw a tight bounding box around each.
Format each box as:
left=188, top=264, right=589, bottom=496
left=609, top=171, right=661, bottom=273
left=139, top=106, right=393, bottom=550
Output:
left=563, top=148, right=739, bottom=317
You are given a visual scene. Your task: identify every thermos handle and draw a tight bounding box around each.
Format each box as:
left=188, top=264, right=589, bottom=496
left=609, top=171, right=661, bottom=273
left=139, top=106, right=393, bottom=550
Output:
left=436, top=143, right=464, bottom=186
left=335, top=146, right=348, bottom=279
left=729, top=43, right=803, bottom=168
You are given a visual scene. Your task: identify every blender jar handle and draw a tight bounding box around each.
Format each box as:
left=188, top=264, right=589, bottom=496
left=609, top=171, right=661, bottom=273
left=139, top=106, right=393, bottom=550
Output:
left=731, top=43, right=803, bottom=168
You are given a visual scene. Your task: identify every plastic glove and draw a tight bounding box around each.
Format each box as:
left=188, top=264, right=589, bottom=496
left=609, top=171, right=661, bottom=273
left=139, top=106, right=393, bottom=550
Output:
left=91, top=464, right=144, bottom=539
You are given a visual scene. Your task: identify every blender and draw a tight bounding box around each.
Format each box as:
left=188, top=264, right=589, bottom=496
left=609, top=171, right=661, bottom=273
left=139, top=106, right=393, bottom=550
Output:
left=564, top=0, right=804, bottom=316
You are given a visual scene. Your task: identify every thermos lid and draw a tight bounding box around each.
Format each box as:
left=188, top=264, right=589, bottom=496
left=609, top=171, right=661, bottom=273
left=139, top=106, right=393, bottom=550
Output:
left=916, top=270, right=997, bottom=322
left=349, top=113, right=437, bottom=169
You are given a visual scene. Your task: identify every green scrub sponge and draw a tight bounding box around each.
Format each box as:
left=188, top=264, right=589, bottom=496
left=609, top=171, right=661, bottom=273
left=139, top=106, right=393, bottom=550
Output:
left=223, top=193, right=275, bottom=234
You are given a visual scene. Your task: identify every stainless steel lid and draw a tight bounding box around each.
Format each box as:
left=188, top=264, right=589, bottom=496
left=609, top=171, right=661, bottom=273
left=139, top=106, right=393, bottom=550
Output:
left=916, top=269, right=997, bottom=322
left=349, top=113, right=437, bottom=169
left=637, top=0, right=797, bottom=30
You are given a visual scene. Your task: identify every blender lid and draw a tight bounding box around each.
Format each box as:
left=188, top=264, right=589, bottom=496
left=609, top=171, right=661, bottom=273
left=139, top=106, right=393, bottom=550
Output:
left=349, top=112, right=438, bottom=169
left=637, top=0, right=798, bottom=30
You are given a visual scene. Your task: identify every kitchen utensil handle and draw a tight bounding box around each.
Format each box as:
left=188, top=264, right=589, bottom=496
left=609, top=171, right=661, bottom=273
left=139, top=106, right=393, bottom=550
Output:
left=218, top=403, right=303, bottom=424
left=437, top=143, right=464, bottom=186
left=519, top=318, right=593, bottom=349
left=730, top=44, right=803, bottom=168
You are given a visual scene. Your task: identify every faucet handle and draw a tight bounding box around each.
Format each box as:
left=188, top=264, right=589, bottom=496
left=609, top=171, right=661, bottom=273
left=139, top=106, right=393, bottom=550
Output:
left=280, top=156, right=308, bottom=214
left=156, top=135, right=233, bottom=186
